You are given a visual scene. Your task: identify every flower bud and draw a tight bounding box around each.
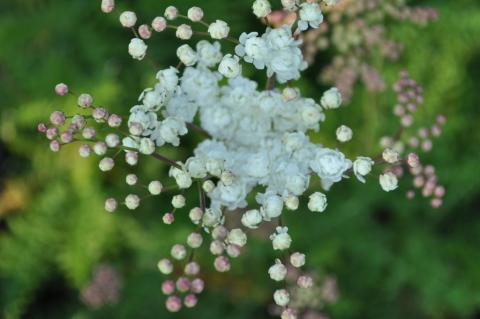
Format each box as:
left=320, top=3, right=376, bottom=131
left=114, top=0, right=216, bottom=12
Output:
left=284, top=195, right=299, bottom=211
left=171, top=244, right=187, bottom=260
left=407, top=153, right=420, bottom=168
left=125, top=151, right=138, bottom=166
left=241, top=209, right=262, bottom=229
left=107, top=114, right=122, bottom=128
left=148, top=180, right=163, bottom=195
left=208, top=20, right=230, bottom=39
left=297, top=275, right=314, bottom=288
left=226, top=244, right=241, bottom=258
left=92, top=107, right=108, bottom=123
left=165, top=296, right=181, bottom=312
left=99, top=157, right=115, bottom=172
left=139, top=137, right=155, bottom=155
left=273, top=289, right=290, bottom=307
left=104, top=198, right=118, bottom=212
left=55, top=83, right=68, bottom=96
left=60, top=130, right=73, bottom=143
left=268, top=260, right=287, bottom=281
left=270, top=227, right=292, bottom=251
left=49, top=140, right=60, bottom=152
left=383, top=148, right=400, bottom=164
left=227, top=228, right=247, bottom=247
left=71, top=115, right=86, bottom=130
left=336, top=125, right=353, bottom=143
left=161, top=280, right=175, bottom=295
left=46, top=128, right=58, bottom=140
left=171, top=194, right=186, bottom=208
left=152, top=17, right=167, bottom=32
left=119, top=11, right=137, bottom=28
left=282, top=87, right=298, bottom=101
left=82, top=127, right=96, bottom=139
left=93, top=141, right=107, bottom=156
left=184, top=294, right=198, bottom=308
left=128, top=38, right=148, bottom=60
left=105, top=133, right=120, bottom=148
left=290, top=252, right=306, bottom=268
left=187, top=232, right=203, bottom=248
left=37, top=123, right=47, bottom=133
left=210, top=240, right=224, bottom=255
left=138, top=24, right=151, bottom=39
left=163, top=213, right=175, bottom=225
left=164, top=6, right=178, bottom=20
left=157, top=259, right=173, bottom=274
left=101, top=0, right=115, bottom=13
left=78, top=144, right=92, bottom=158
left=191, top=278, right=204, bottom=294
left=177, top=44, right=197, bottom=66
left=176, top=24, right=193, bottom=40
left=184, top=262, right=200, bottom=276
left=125, top=194, right=140, bottom=210
left=379, top=172, right=398, bottom=192
left=308, top=192, right=327, bottom=212
left=212, top=225, right=228, bottom=240
left=189, top=207, right=203, bottom=224
left=202, top=180, right=215, bottom=193
left=214, top=256, right=231, bottom=272
left=176, top=277, right=190, bottom=293
left=320, top=87, right=342, bottom=109
left=187, top=7, right=204, bottom=22
left=281, top=308, right=298, bottom=319
left=50, top=111, right=65, bottom=126
left=77, top=93, right=93, bottom=108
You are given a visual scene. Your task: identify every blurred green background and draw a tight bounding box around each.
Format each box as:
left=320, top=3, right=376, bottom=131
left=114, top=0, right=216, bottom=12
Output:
left=1, top=0, right=480, bottom=318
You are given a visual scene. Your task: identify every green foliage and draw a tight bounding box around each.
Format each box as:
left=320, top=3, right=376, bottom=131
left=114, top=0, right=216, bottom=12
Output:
left=1, top=0, right=480, bottom=318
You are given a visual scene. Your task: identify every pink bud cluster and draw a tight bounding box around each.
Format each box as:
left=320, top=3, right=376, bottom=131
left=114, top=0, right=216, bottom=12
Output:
left=393, top=70, right=424, bottom=127
left=80, top=264, right=121, bottom=309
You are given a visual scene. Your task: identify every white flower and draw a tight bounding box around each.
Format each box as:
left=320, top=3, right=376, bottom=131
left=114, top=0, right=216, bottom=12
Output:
left=336, top=125, right=353, bottom=143
left=169, top=166, right=193, bottom=189
left=158, top=117, right=188, bottom=146
left=273, top=289, right=290, bottom=307
left=165, top=93, right=198, bottom=123
left=128, top=105, right=157, bottom=134
left=176, top=24, right=193, bottom=40
left=202, top=207, right=223, bottom=227
left=227, top=228, right=247, bottom=247
left=310, top=148, right=352, bottom=184
left=298, top=3, right=323, bottom=31
left=270, top=227, right=292, bottom=250
left=120, top=11, right=137, bottom=28
left=187, top=7, right=204, bottom=22
left=208, top=20, right=230, bottom=39
left=308, top=192, right=327, bottom=212
left=281, top=0, right=298, bottom=10
left=235, top=32, right=269, bottom=69
left=321, top=87, right=342, bottom=109
left=353, top=157, right=374, bottom=183
left=383, top=148, right=400, bottom=164
left=284, top=195, right=299, bottom=210
left=268, top=47, right=305, bottom=83
left=128, top=38, right=147, bottom=60
left=177, top=44, right=197, bottom=66
left=259, top=193, right=284, bottom=221
left=241, top=209, right=262, bottom=229
left=140, top=86, right=170, bottom=111
left=268, top=259, right=287, bottom=281
left=379, top=172, right=398, bottom=192
left=185, top=157, right=207, bottom=178
left=156, top=67, right=179, bottom=91
left=210, top=180, right=248, bottom=210
left=218, top=54, right=242, bottom=78
left=252, top=0, right=272, bottom=18
left=139, top=137, right=155, bottom=155
left=196, top=41, right=223, bottom=67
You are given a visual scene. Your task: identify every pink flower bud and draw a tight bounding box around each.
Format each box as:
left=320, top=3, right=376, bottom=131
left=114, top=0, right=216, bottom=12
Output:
left=401, top=115, right=413, bottom=127
left=212, top=225, right=228, bottom=240
left=436, top=114, right=446, bottom=125
left=189, top=207, right=203, bottom=224
left=164, top=6, right=178, bottom=20
left=49, top=140, right=61, bottom=152
left=138, top=24, right=152, bottom=39
left=104, top=198, right=118, bottom=212
left=119, top=11, right=137, bottom=28
left=71, top=115, right=86, bottom=130
left=393, top=105, right=405, bottom=116
left=184, top=294, right=198, bottom=308
left=171, top=244, right=187, bottom=260
left=281, top=308, right=298, bottom=319
left=424, top=165, right=435, bottom=176
left=226, top=244, right=241, bottom=258
left=214, top=256, right=231, bottom=272
left=431, top=198, right=442, bottom=208
left=431, top=124, right=442, bottom=137
left=157, top=259, right=173, bottom=275
left=129, top=122, right=144, bottom=136
left=434, top=186, right=445, bottom=198
left=161, top=280, right=175, bottom=295
left=297, top=275, right=314, bottom=288
left=408, top=136, right=419, bottom=148
left=407, top=153, right=420, bottom=168
left=163, top=213, right=175, bottom=225
left=187, top=7, right=204, bottom=22
left=82, top=127, right=96, bottom=139
left=418, top=127, right=429, bottom=138
left=421, top=139, right=432, bottom=152
left=209, top=240, right=224, bottom=255
left=37, top=123, right=47, bottom=133
left=165, top=296, right=182, bottom=312
left=413, top=176, right=424, bottom=188
left=191, top=278, right=204, bottom=294
left=55, top=83, right=69, bottom=96
left=187, top=233, right=203, bottom=249
left=60, top=130, right=74, bottom=143
left=46, top=128, right=58, bottom=140
left=406, top=190, right=415, bottom=199
left=152, top=17, right=167, bottom=32
left=108, top=114, right=122, bottom=128
left=176, top=277, right=190, bottom=293
left=50, top=111, right=66, bottom=126
left=92, top=107, right=109, bottom=123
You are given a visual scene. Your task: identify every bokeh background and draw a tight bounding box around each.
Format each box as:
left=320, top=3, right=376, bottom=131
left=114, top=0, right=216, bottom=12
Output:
left=1, top=0, right=480, bottom=318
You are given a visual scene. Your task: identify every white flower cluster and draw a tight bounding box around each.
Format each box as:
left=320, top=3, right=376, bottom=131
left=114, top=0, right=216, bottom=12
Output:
left=235, top=26, right=307, bottom=83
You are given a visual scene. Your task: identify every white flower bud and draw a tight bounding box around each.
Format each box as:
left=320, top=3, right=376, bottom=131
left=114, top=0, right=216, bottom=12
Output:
left=126, top=174, right=138, bottom=186
left=281, top=0, right=298, bottom=10
left=164, top=6, right=178, bottom=20
left=353, top=157, right=374, bottom=183
left=189, top=207, right=203, bottom=224
left=187, top=233, right=203, bottom=248
left=241, top=209, right=262, bottom=229
left=273, top=289, right=290, bottom=307
left=252, top=0, right=272, bottom=18
left=210, top=240, right=225, bottom=255
left=202, top=180, right=215, bottom=193
left=105, top=133, right=120, bottom=148
left=379, top=172, right=398, bottom=192
left=212, top=226, right=228, bottom=240
left=202, top=208, right=223, bottom=227
left=336, top=125, right=353, bottom=143
left=152, top=17, right=167, bottom=32
left=177, top=44, right=197, bottom=66
left=169, top=166, right=193, bottom=189
left=125, top=194, right=140, bottom=210
left=218, top=54, right=242, bottom=78
left=226, top=244, right=241, bottom=258
left=157, top=259, right=173, bottom=274
left=284, top=195, right=299, bottom=211
left=104, top=198, right=117, bottom=212
left=125, top=151, right=138, bottom=166
left=78, top=144, right=91, bottom=158
left=206, top=159, right=224, bottom=177
left=101, top=0, right=115, bottom=13
left=270, top=227, right=292, bottom=251
left=290, top=252, right=306, bottom=268
left=208, top=20, right=230, bottom=39
left=176, top=24, right=193, bottom=40
left=128, top=38, right=147, bottom=60
left=186, top=157, right=207, bottom=178
left=148, top=181, right=163, bottom=195
left=261, top=195, right=283, bottom=221
left=172, top=195, right=186, bottom=208
left=382, top=148, right=400, bottom=164
left=93, top=141, right=107, bottom=156
left=297, top=275, right=314, bottom=288
left=308, top=192, right=327, bottom=212
left=139, top=137, right=155, bottom=155
left=227, top=229, right=247, bottom=247
left=119, top=11, right=137, bottom=28
left=220, top=170, right=234, bottom=186
left=282, top=87, right=298, bottom=101
left=77, top=93, right=93, bottom=108
left=268, top=259, right=287, bottom=281
left=171, top=244, right=187, bottom=260
left=187, top=7, right=204, bottom=22
left=99, top=157, right=115, bottom=172
left=320, top=87, right=342, bottom=109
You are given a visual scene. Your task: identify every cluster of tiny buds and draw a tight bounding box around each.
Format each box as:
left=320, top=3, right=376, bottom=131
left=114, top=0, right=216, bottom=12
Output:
left=393, top=70, right=424, bottom=127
